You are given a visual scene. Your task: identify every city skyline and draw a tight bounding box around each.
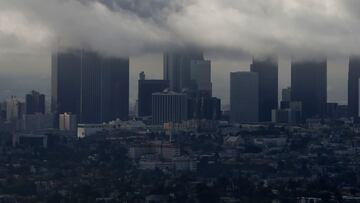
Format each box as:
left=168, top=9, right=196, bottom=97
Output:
left=0, top=54, right=350, bottom=106
left=0, top=0, right=358, bottom=106
left=2, top=1, right=360, bottom=202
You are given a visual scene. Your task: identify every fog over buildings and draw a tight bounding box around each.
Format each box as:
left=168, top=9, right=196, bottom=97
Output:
left=2, top=2, right=360, bottom=202
left=0, top=0, right=356, bottom=104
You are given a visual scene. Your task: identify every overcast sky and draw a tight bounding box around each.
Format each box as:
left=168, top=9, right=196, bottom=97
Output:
left=0, top=0, right=356, bottom=106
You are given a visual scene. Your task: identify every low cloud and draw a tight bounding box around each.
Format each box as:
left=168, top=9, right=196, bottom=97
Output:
left=0, top=0, right=359, bottom=58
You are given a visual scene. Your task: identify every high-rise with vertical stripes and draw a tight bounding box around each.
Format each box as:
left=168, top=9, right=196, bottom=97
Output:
left=51, top=49, right=129, bottom=124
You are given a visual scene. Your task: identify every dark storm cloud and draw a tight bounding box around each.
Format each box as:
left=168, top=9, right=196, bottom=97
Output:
left=0, top=0, right=360, bottom=57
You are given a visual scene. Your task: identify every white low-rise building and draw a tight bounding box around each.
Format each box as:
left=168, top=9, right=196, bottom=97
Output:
left=77, top=124, right=105, bottom=138
left=59, top=113, right=77, bottom=131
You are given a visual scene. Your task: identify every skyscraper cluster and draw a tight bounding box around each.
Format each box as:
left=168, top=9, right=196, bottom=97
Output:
left=147, top=51, right=220, bottom=125
left=231, top=58, right=278, bottom=123
left=230, top=58, right=330, bottom=124
left=13, top=48, right=360, bottom=130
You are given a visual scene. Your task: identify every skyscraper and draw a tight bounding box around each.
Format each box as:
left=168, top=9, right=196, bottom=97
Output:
left=348, top=57, right=360, bottom=118
left=101, top=57, right=129, bottom=122
left=190, top=60, right=212, bottom=95
left=291, top=60, right=327, bottom=120
left=138, top=72, right=169, bottom=117
left=250, top=58, right=278, bottom=122
left=79, top=51, right=102, bottom=123
left=26, top=90, right=45, bottom=115
left=163, top=51, right=204, bottom=92
left=230, top=72, right=259, bottom=123
left=52, top=49, right=129, bottom=124
left=51, top=50, right=81, bottom=117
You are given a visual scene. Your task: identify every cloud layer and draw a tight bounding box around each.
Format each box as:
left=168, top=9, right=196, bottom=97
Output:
left=0, top=0, right=360, bottom=57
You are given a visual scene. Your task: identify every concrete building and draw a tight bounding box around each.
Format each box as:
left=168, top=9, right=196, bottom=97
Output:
left=152, top=91, right=188, bottom=125
left=230, top=72, right=259, bottom=123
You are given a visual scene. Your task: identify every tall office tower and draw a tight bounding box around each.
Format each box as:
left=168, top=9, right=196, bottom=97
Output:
left=190, top=60, right=212, bottom=95
left=52, top=50, right=129, bottom=124
left=163, top=51, right=204, bottom=92
left=291, top=59, right=327, bottom=120
left=25, top=90, right=45, bottom=115
left=230, top=72, right=259, bottom=123
left=6, top=96, right=25, bottom=122
left=51, top=50, right=81, bottom=117
left=348, top=57, right=360, bottom=118
left=79, top=51, right=102, bottom=123
left=152, top=91, right=188, bottom=125
left=250, top=58, right=278, bottom=122
left=101, top=57, right=129, bottom=122
left=138, top=72, right=169, bottom=117
left=81, top=55, right=129, bottom=123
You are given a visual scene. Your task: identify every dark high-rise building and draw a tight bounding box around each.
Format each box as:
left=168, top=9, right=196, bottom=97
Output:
left=291, top=60, right=327, bottom=120
left=26, top=90, right=45, bottom=114
left=230, top=72, right=259, bottom=123
left=138, top=72, right=169, bottom=117
left=101, top=57, right=129, bottom=122
left=250, top=58, right=278, bottom=122
left=190, top=60, right=212, bottom=95
left=348, top=57, right=360, bottom=118
left=79, top=51, right=102, bottom=123
left=52, top=50, right=129, bottom=124
left=163, top=51, right=204, bottom=92
left=79, top=53, right=130, bottom=123
left=51, top=51, right=81, bottom=117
